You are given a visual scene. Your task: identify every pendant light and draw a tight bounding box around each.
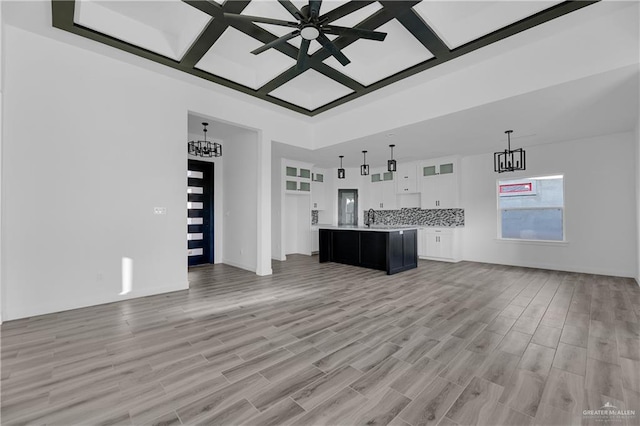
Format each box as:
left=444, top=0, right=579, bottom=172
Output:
left=388, top=144, right=396, bottom=172
left=360, top=150, right=369, bottom=176
left=337, top=155, right=345, bottom=179
left=188, top=122, right=222, bottom=158
left=494, top=130, right=525, bottom=173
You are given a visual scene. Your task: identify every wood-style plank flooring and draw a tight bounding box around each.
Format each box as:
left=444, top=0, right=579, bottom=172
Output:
left=1, top=256, right=639, bottom=425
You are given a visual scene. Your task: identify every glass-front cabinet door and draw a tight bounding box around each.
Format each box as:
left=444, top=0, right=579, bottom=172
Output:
left=286, top=166, right=297, bottom=177
left=284, top=163, right=312, bottom=193
left=299, top=182, right=310, bottom=192
left=286, top=180, right=298, bottom=191
left=423, top=165, right=437, bottom=176
left=299, top=168, right=311, bottom=179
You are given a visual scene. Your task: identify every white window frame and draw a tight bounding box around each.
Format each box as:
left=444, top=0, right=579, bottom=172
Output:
left=496, top=174, right=566, bottom=243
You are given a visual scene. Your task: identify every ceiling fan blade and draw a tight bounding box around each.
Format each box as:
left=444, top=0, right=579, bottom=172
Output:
left=251, top=30, right=300, bottom=55
left=319, top=1, right=375, bottom=24
left=224, top=13, right=298, bottom=28
left=316, top=33, right=350, bottom=66
left=296, top=39, right=311, bottom=70
left=323, top=25, right=387, bottom=41
left=278, top=0, right=303, bottom=20
left=309, top=0, right=322, bottom=19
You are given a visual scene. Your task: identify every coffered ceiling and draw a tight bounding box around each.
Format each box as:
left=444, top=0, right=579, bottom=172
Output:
left=52, top=0, right=598, bottom=116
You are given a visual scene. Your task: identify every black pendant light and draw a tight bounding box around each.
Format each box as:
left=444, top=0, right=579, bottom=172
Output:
left=494, top=130, right=525, bottom=173
left=388, top=144, right=396, bottom=172
left=360, top=150, right=369, bottom=176
left=188, top=122, right=222, bottom=158
left=337, top=155, right=345, bottom=179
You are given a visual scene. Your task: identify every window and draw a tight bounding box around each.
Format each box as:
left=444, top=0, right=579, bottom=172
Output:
left=498, top=175, right=564, bottom=241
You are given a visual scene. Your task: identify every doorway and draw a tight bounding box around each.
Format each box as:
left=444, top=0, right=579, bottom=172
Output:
left=187, top=159, right=214, bottom=266
left=338, top=189, right=358, bottom=226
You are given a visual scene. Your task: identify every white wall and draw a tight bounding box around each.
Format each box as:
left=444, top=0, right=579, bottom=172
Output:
left=312, top=2, right=639, bottom=148
left=271, top=155, right=284, bottom=261
left=255, top=131, right=272, bottom=276
left=0, top=1, right=3, bottom=323
left=317, top=171, right=334, bottom=225
left=0, top=23, right=306, bottom=320
left=637, top=0, right=640, bottom=285
left=222, top=130, right=258, bottom=272
left=2, top=27, right=191, bottom=320
left=462, top=132, right=637, bottom=278
left=636, top=122, right=640, bottom=283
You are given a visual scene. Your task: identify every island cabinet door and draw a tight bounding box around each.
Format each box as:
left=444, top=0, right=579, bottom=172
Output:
left=360, top=232, right=387, bottom=271
left=331, top=231, right=360, bottom=266
left=403, top=230, right=417, bottom=264
left=319, top=229, right=331, bottom=262
left=388, top=230, right=418, bottom=274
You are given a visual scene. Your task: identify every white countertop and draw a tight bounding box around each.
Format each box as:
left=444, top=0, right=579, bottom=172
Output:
left=317, top=225, right=419, bottom=232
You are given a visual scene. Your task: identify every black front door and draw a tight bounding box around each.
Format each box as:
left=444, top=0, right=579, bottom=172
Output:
left=187, top=160, right=214, bottom=266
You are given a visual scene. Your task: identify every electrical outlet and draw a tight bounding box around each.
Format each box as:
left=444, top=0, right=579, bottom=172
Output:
left=154, top=207, right=167, bottom=215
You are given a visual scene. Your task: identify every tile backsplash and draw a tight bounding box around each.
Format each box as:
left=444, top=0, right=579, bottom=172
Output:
left=311, top=210, right=318, bottom=225
left=364, top=207, right=464, bottom=227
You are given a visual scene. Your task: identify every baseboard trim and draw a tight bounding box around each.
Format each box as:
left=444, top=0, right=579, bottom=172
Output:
left=222, top=259, right=257, bottom=273
left=462, top=257, right=635, bottom=278
left=4, top=282, right=189, bottom=322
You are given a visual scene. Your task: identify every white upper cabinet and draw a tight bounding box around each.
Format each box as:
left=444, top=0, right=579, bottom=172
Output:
left=367, top=168, right=396, bottom=210
left=420, top=157, right=460, bottom=209
left=284, top=160, right=312, bottom=195
left=381, top=178, right=397, bottom=210
left=396, top=162, right=418, bottom=194
left=311, top=168, right=326, bottom=210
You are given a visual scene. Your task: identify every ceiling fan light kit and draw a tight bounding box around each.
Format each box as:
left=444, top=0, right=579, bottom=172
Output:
left=494, top=130, right=525, bottom=173
left=300, top=25, right=320, bottom=40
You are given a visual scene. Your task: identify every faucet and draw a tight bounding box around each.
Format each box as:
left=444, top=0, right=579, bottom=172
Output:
left=366, top=208, right=375, bottom=227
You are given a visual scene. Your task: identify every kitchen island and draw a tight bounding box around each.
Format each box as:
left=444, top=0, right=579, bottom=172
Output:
left=319, top=226, right=418, bottom=275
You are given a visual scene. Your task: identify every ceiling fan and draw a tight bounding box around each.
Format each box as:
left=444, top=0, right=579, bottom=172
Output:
left=224, top=0, right=387, bottom=70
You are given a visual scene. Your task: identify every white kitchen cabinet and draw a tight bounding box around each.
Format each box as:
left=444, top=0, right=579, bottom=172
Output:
left=420, top=157, right=460, bottom=209
left=367, top=170, right=396, bottom=210
left=311, top=229, right=319, bottom=253
left=417, top=229, right=427, bottom=257
left=311, top=169, right=326, bottom=210
left=396, top=162, right=418, bottom=194
left=421, top=228, right=461, bottom=262
left=381, top=180, right=397, bottom=209
left=284, top=160, right=312, bottom=195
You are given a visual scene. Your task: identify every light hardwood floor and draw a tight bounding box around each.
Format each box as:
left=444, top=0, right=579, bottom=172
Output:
left=1, top=256, right=639, bottom=425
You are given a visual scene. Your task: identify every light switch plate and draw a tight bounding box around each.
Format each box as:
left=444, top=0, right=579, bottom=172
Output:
left=154, top=207, right=167, bottom=215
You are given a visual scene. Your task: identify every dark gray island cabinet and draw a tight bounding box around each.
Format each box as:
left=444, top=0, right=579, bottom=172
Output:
left=319, top=227, right=418, bottom=275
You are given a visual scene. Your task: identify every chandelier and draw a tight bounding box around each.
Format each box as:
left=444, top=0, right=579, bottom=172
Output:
left=494, top=130, right=525, bottom=173
left=188, top=122, right=221, bottom=158
left=360, top=150, right=369, bottom=176
left=388, top=144, right=396, bottom=172
left=337, top=155, right=345, bottom=179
